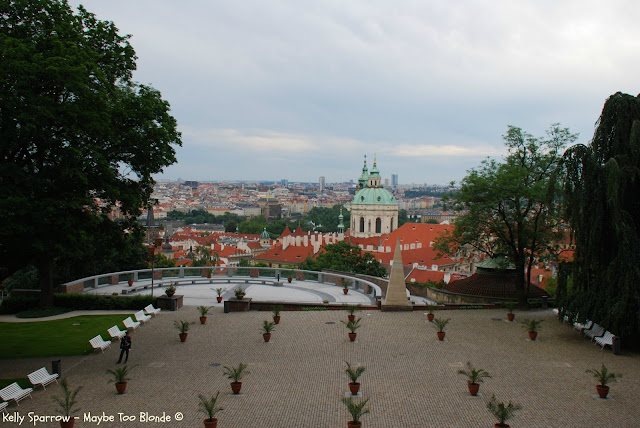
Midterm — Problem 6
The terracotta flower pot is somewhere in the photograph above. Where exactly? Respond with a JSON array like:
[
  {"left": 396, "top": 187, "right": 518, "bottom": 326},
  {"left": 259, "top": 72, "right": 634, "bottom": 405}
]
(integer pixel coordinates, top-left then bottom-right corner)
[
  {"left": 437, "top": 331, "right": 446, "bottom": 341},
  {"left": 507, "top": 313, "right": 515, "bottom": 322},
  {"left": 60, "top": 418, "right": 75, "bottom": 428},
  {"left": 203, "top": 418, "right": 218, "bottom": 428},
  {"left": 166, "top": 291, "right": 175, "bottom": 297},
  {"left": 427, "top": 313, "right": 435, "bottom": 322},
  {"left": 236, "top": 294, "right": 245, "bottom": 300},
  {"left": 528, "top": 331, "right": 538, "bottom": 341},
  {"left": 115, "top": 381, "right": 127, "bottom": 394},
  {"left": 467, "top": 383, "right": 480, "bottom": 396},
  {"left": 348, "top": 314, "right": 356, "bottom": 322},
  {"left": 179, "top": 332, "right": 188, "bottom": 342},
  {"left": 230, "top": 381, "right": 242, "bottom": 394},
  {"left": 273, "top": 315, "right": 281, "bottom": 324},
  {"left": 347, "top": 421, "right": 362, "bottom": 428},
  {"left": 263, "top": 332, "right": 271, "bottom": 342},
  {"left": 128, "top": 280, "right": 133, "bottom": 287},
  {"left": 287, "top": 277, "right": 292, "bottom": 283},
  {"left": 200, "top": 316, "right": 207, "bottom": 325},
  {"left": 349, "top": 381, "right": 360, "bottom": 395},
  {"left": 216, "top": 296, "right": 223, "bottom": 303},
  {"left": 348, "top": 332, "right": 357, "bottom": 342},
  {"left": 343, "top": 288, "right": 349, "bottom": 294},
  {"left": 596, "top": 384, "right": 610, "bottom": 399}
]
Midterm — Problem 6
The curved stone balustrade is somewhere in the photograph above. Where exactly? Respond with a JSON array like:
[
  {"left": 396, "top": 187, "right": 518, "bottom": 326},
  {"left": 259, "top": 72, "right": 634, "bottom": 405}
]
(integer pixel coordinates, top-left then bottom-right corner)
[{"left": 62, "top": 266, "right": 383, "bottom": 298}]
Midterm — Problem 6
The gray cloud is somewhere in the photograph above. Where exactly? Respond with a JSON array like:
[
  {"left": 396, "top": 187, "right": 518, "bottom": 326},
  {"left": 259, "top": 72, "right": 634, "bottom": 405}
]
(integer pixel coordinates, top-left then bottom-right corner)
[{"left": 75, "top": 0, "right": 640, "bottom": 184}]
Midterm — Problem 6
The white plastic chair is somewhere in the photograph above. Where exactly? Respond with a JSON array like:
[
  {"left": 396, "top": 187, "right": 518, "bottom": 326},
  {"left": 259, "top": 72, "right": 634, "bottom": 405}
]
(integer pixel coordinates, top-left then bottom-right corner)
[
  {"left": 595, "top": 331, "right": 615, "bottom": 349},
  {"left": 584, "top": 323, "right": 605, "bottom": 341},
  {"left": 108, "top": 325, "right": 127, "bottom": 340},
  {"left": 123, "top": 317, "right": 140, "bottom": 330},
  {"left": 27, "top": 367, "right": 59, "bottom": 390},
  {"left": 89, "top": 335, "right": 112, "bottom": 352},
  {"left": 0, "top": 383, "right": 33, "bottom": 406},
  {"left": 144, "top": 304, "right": 161, "bottom": 316},
  {"left": 134, "top": 310, "right": 151, "bottom": 324}
]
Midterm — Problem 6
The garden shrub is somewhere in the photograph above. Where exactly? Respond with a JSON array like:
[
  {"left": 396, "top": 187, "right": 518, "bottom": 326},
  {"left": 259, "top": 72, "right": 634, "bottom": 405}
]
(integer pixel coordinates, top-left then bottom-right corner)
[
  {"left": 0, "top": 296, "right": 40, "bottom": 314},
  {"left": 54, "top": 293, "right": 154, "bottom": 310}
]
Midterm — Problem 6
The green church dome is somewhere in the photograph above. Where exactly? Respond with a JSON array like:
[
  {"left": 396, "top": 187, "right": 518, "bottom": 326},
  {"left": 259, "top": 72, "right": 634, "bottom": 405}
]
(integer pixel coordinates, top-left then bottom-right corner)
[{"left": 352, "top": 187, "right": 396, "bottom": 205}]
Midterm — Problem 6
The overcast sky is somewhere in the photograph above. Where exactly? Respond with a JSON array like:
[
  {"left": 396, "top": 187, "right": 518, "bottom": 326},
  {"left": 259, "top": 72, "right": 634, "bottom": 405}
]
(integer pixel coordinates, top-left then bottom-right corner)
[{"left": 75, "top": 0, "right": 639, "bottom": 185}]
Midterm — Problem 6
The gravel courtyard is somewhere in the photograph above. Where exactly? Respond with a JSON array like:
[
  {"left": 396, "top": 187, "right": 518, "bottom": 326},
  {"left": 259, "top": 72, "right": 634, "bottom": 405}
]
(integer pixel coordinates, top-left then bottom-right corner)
[{"left": 2, "top": 307, "right": 638, "bottom": 427}]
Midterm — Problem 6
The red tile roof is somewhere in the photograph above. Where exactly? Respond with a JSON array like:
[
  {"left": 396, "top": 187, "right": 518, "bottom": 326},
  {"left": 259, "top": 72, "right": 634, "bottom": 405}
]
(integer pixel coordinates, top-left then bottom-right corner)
[
  {"left": 407, "top": 269, "right": 447, "bottom": 283},
  {"left": 444, "top": 271, "right": 548, "bottom": 299},
  {"left": 255, "top": 244, "right": 316, "bottom": 264}
]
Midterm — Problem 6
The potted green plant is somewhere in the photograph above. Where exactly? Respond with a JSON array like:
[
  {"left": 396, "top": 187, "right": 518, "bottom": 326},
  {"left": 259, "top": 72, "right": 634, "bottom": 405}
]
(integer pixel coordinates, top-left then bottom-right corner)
[
  {"left": 487, "top": 394, "right": 521, "bottom": 428},
  {"left": 223, "top": 363, "right": 249, "bottom": 394},
  {"left": 425, "top": 305, "right": 435, "bottom": 322},
  {"left": 345, "top": 361, "right": 366, "bottom": 396},
  {"left": 262, "top": 320, "right": 275, "bottom": 342},
  {"left": 198, "top": 306, "right": 210, "bottom": 324},
  {"left": 285, "top": 269, "right": 294, "bottom": 283},
  {"left": 52, "top": 378, "right": 81, "bottom": 428},
  {"left": 174, "top": 320, "right": 191, "bottom": 342},
  {"left": 198, "top": 391, "right": 223, "bottom": 428},
  {"left": 521, "top": 319, "right": 543, "bottom": 341},
  {"left": 271, "top": 305, "right": 283, "bottom": 324},
  {"left": 165, "top": 284, "right": 176, "bottom": 297},
  {"left": 457, "top": 362, "right": 491, "bottom": 396},
  {"left": 341, "top": 318, "right": 362, "bottom": 342},
  {"left": 586, "top": 363, "right": 621, "bottom": 399},
  {"left": 346, "top": 305, "right": 359, "bottom": 322},
  {"left": 106, "top": 364, "right": 136, "bottom": 395},
  {"left": 215, "top": 288, "right": 223, "bottom": 303},
  {"left": 505, "top": 302, "right": 516, "bottom": 322},
  {"left": 341, "top": 397, "right": 370, "bottom": 428},
  {"left": 433, "top": 317, "right": 450, "bottom": 341},
  {"left": 341, "top": 279, "right": 349, "bottom": 294},
  {"left": 127, "top": 273, "right": 134, "bottom": 287},
  {"left": 234, "top": 286, "right": 246, "bottom": 299}
]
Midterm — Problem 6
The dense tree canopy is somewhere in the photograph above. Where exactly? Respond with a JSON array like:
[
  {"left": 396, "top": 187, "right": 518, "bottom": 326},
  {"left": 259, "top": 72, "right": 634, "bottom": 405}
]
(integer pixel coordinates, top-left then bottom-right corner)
[
  {"left": 560, "top": 92, "right": 640, "bottom": 338},
  {"left": 0, "top": 0, "right": 181, "bottom": 304},
  {"left": 436, "top": 125, "right": 577, "bottom": 307},
  {"left": 298, "top": 241, "right": 387, "bottom": 277}
]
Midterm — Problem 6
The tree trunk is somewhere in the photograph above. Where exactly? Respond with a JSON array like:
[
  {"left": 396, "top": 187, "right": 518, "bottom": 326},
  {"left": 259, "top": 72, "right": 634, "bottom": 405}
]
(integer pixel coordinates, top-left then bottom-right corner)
[
  {"left": 37, "top": 257, "right": 54, "bottom": 306},
  {"left": 515, "top": 257, "right": 528, "bottom": 309}
]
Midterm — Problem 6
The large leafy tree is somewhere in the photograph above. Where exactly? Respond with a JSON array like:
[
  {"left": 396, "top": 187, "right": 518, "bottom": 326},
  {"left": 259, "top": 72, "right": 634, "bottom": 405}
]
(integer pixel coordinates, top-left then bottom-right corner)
[
  {"left": 560, "top": 92, "right": 640, "bottom": 338},
  {"left": 0, "top": 0, "right": 181, "bottom": 304},
  {"left": 436, "top": 125, "right": 577, "bottom": 308},
  {"left": 299, "top": 241, "right": 387, "bottom": 277}
]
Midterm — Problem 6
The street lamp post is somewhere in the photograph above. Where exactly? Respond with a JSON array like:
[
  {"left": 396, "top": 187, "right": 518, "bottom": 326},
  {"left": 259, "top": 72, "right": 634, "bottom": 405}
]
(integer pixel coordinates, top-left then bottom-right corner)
[{"left": 149, "top": 238, "right": 162, "bottom": 297}]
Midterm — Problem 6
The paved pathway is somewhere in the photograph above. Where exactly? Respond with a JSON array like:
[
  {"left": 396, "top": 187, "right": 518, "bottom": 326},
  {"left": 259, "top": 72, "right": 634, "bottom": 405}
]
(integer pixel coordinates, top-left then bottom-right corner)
[{"left": 1, "top": 308, "right": 638, "bottom": 427}]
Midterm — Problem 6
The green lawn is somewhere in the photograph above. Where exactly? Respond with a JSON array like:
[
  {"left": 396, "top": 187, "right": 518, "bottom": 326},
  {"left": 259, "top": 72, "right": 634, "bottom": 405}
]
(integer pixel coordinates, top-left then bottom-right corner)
[{"left": 0, "top": 315, "right": 131, "bottom": 359}]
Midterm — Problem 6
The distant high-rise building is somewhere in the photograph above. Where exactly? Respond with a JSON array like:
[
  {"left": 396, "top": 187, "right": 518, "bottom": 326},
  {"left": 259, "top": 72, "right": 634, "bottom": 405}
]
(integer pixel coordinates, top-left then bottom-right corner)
[
  {"left": 391, "top": 174, "right": 398, "bottom": 186},
  {"left": 319, "top": 176, "right": 326, "bottom": 192},
  {"left": 384, "top": 178, "right": 390, "bottom": 187},
  {"left": 280, "top": 179, "right": 289, "bottom": 186}
]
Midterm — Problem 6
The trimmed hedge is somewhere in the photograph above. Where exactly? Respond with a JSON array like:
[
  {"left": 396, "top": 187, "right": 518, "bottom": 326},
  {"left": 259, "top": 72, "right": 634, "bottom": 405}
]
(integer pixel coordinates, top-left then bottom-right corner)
[
  {"left": 0, "top": 296, "right": 40, "bottom": 314},
  {"left": 0, "top": 293, "right": 155, "bottom": 314},
  {"left": 54, "top": 293, "right": 155, "bottom": 310}
]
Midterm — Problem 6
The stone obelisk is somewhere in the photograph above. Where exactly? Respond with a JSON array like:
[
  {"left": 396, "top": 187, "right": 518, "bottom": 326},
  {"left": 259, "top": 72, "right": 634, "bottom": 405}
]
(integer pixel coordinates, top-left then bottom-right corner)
[{"left": 381, "top": 239, "right": 412, "bottom": 311}]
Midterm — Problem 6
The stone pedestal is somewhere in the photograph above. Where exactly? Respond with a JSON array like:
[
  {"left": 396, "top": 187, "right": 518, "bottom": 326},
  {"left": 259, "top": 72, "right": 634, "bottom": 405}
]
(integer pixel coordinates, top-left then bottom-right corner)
[
  {"left": 156, "top": 294, "right": 183, "bottom": 311},
  {"left": 224, "top": 297, "right": 252, "bottom": 313}
]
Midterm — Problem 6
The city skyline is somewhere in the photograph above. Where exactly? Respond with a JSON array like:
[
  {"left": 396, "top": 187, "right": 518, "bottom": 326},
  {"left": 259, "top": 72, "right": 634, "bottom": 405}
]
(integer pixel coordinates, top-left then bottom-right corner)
[{"left": 75, "top": 1, "right": 640, "bottom": 184}]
